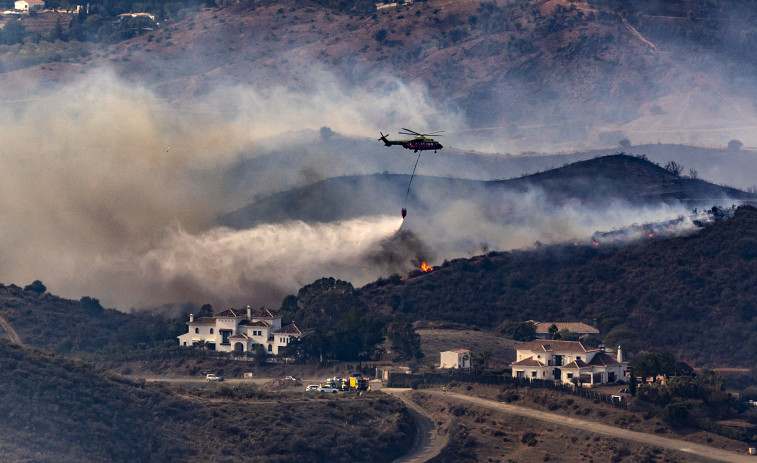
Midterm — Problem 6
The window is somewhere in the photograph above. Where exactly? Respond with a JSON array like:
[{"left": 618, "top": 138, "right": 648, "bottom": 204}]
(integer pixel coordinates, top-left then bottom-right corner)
[
  {"left": 195, "top": 328, "right": 199, "bottom": 333},
  {"left": 268, "top": 344, "right": 272, "bottom": 352},
  {"left": 210, "top": 328, "right": 214, "bottom": 334},
  {"left": 567, "top": 373, "right": 573, "bottom": 379},
  {"left": 531, "top": 371, "right": 537, "bottom": 377},
  {"left": 576, "top": 356, "right": 581, "bottom": 361},
  {"left": 220, "top": 330, "right": 232, "bottom": 345}
]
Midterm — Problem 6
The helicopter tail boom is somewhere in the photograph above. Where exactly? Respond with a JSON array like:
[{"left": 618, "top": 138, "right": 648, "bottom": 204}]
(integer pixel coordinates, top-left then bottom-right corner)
[{"left": 379, "top": 132, "right": 402, "bottom": 147}]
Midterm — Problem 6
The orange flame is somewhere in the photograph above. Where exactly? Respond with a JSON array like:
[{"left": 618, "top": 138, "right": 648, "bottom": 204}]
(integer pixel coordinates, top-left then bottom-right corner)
[{"left": 420, "top": 261, "right": 433, "bottom": 272}]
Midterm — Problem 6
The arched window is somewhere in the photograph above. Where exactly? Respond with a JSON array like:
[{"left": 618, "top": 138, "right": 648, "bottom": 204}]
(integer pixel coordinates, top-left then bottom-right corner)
[
  {"left": 268, "top": 344, "right": 272, "bottom": 352},
  {"left": 210, "top": 328, "right": 214, "bottom": 334}
]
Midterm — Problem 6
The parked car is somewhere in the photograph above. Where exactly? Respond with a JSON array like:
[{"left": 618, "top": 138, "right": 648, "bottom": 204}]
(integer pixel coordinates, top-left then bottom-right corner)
[
  {"left": 206, "top": 374, "right": 224, "bottom": 382},
  {"left": 317, "top": 386, "right": 339, "bottom": 393},
  {"left": 284, "top": 375, "right": 301, "bottom": 382},
  {"left": 306, "top": 385, "right": 320, "bottom": 391}
]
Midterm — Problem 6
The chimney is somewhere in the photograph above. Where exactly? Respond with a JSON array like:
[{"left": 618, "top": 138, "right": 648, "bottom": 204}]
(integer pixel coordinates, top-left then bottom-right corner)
[
  {"left": 617, "top": 345, "right": 623, "bottom": 363},
  {"left": 247, "top": 305, "right": 252, "bottom": 319},
  {"left": 189, "top": 314, "right": 194, "bottom": 322}
]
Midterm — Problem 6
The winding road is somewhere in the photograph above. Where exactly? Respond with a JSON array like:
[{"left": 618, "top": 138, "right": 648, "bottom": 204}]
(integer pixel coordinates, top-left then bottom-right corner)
[
  {"left": 386, "top": 388, "right": 755, "bottom": 463},
  {"left": 384, "top": 389, "right": 448, "bottom": 463}
]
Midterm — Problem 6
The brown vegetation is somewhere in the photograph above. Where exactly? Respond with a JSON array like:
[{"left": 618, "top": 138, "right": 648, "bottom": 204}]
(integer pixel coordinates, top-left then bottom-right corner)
[{"left": 0, "top": 340, "right": 414, "bottom": 462}]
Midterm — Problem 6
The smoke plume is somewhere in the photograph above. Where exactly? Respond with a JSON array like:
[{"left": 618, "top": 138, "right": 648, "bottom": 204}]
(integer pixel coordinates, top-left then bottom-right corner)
[{"left": 0, "top": 67, "right": 460, "bottom": 309}]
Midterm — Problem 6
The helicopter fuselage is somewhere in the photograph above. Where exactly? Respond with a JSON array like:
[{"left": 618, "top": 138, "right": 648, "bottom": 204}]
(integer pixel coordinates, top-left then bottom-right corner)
[
  {"left": 402, "top": 138, "right": 443, "bottom": 152},
  {"left": 380, "top": 135, "right": 443, "bottom": 152}
]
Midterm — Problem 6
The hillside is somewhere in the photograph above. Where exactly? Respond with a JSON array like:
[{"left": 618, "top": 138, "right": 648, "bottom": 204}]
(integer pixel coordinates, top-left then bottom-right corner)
[
  {"left": 0, "top": 340, "right": 413, "bottom": 462},
  {"left": 221, "top": 154, "right": 757, "bottom": 228},
  {"left": 0, "top": 284, "right": 185, "bottom": 356},
  {"left": 357, "top": 205, "right": 757, "bottom": 367},
  {"left": 3, "top": 0, "right": 757, "bottom": 152}
]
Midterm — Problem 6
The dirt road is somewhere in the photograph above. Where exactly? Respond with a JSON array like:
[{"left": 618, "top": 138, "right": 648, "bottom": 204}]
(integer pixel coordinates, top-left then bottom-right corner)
[
  {"left": 384, "top": 389, "right": 447, "bottom": 463},
  {"left": 421, "top": 390, "right": 754, "bottom": 463}
]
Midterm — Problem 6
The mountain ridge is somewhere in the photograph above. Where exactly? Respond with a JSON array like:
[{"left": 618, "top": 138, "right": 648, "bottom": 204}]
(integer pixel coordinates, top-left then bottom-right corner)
[{"left": 220, "top": 154, "right": 757, "bottom": 229}]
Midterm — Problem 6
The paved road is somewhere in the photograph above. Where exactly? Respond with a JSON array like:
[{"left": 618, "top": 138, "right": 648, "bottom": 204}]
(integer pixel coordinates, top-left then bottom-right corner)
[
  {"left": 383, "top": 389, "right": 447, "bottom": 463},
  {"left": 424, "top": 390, "right": 755, "bottom": 463}
]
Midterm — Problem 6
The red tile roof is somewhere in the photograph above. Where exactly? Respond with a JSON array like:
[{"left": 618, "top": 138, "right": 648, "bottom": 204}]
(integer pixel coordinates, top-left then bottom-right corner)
[
  {"left": 517, "top": 340, "right": 596, "bottom": 354},
  {"left": 250, "top": 308, "right": 280, "bottom": 318},
  {"left": 587, "top": 352, "right": 621, "bottom": 367},
  {"left": 274, "top": 323, "right": 302, "bottom": 335},
  {"left": 511, "top": 356, "right": 544, "bottom": 367},
  {"left": 187, "top": 317, "right": 216, "bottom": 325},
  {"left": 215, "top": 308, "right": 246, "bottom": 318},
  {"left": 238, "top": 320, "right": 271, "bottom": 327},
  {"left": 562, "top": 359, "right": 589, "bottom": 369}
]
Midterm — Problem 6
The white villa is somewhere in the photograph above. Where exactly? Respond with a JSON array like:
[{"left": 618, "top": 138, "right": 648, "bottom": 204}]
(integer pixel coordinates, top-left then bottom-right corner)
[
  {"left": 512, "top": 340, "right": 627, "bottom": 386},
  {"left": 15, "top": 0, "right": 44, "bottom": 11},
  {"left": 177, "top": 306, "right": 302, "bottom": 355},
  {"left": 440, "top": 349, "right": 471, "bottom": 369}
]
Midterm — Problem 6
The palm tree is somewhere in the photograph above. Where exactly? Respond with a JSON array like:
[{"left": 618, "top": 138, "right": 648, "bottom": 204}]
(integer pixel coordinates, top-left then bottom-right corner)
[{"left": 479, "top": 350, "right": 492, "bottom": 370}]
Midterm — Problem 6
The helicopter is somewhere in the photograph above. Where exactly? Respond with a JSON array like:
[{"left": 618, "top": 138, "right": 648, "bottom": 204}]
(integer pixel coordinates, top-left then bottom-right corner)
[{"left": 378, "top": 128, "right": 443, "bottom": 153}]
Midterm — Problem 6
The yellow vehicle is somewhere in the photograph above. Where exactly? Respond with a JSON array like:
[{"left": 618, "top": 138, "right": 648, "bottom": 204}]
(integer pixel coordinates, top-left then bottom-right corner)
[{"left": 349, "top": 376, "right": 369, "bottom": 391}]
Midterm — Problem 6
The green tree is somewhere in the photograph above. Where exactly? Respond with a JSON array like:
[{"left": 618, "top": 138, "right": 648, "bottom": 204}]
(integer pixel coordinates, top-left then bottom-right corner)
[
  {"left": 332, "top": 308, "right": 384, "bottom": 361},
  {"left": 249, "top": 344, "right": 268, "bottom": 366},
  {"left": 386, "top": 314, "right": 423, "bottom": 361},
  {"left": 198, "top": 304, "right": 214, "bottom": 318},
  {"left": 664, "top": 161, "right": 684, "bottom": 176},
  {"left": 80, "top": 296, "right": 103, "bottom": 313},
  {"left": 496, "top": 320, "right": 536, "bottom": 341},
  {"left": 0, "top": 19, "right": 26, "bottom": 45},
  {"left": 24, "top": 280, "right": 46, "bottom": 294},
  {"left": 478, "top": 349, "right": 492, "bottom": 370},
  {"left": 374, "top": 28, "right": 387, "bottom": 44},
  {"left": 629, "top": 367, "right": 637, "bottom": 396}
]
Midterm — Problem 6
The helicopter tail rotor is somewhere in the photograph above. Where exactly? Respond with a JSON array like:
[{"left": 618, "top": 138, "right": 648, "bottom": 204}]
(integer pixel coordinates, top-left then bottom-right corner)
[{"left": 378, "top": 132, "right": 392, "bottom": 146}]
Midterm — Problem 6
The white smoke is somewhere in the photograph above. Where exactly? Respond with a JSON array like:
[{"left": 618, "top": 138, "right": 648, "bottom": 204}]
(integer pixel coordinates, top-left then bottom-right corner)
[
  {"left": 77, "top": 216, "right": 402, "bottom": 309},
  {"left": 400, "top": 186, "right": 698, "bottom": 258},
  {"left": 0, "top": 67, "right": 463, "bottom": 309}
]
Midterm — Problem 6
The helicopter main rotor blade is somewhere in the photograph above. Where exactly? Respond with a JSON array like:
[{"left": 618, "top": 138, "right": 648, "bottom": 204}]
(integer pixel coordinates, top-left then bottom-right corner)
[{"left": 401, "top": 128, "right": 422, "bottom": 135}]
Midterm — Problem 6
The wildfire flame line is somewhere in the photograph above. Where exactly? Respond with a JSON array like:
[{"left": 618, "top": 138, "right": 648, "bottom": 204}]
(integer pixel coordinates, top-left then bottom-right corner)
[{"left": 420, "top": 261, "right": 433, "bottom": 272}]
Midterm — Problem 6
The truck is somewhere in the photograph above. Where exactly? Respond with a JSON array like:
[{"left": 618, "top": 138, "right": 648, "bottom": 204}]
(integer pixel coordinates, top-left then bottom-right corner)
[{"left": 349, "top": 376, "right": 369, "bottom": 391}]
